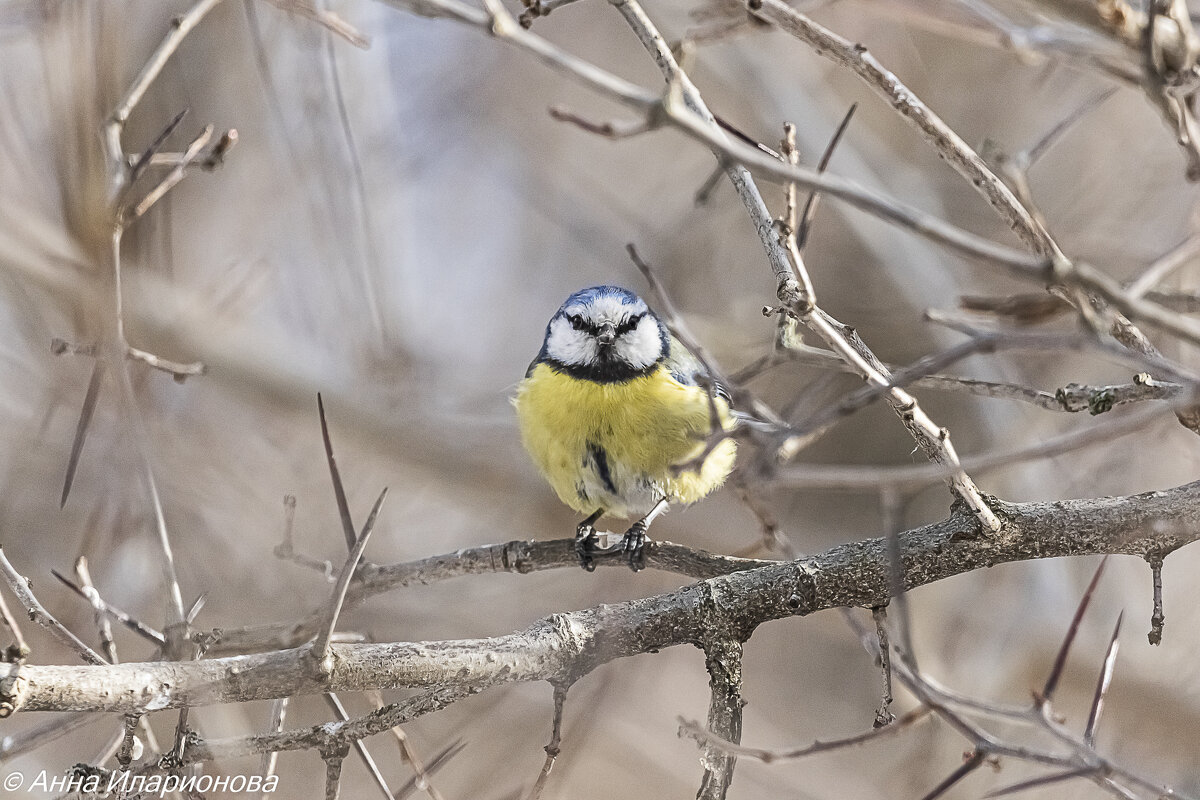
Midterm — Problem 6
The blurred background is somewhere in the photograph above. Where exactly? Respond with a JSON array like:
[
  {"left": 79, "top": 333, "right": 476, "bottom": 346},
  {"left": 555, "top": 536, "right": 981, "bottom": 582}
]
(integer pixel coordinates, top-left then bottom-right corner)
[{"left": 1, "top": 0, "right": 1199, "bottom": 796}]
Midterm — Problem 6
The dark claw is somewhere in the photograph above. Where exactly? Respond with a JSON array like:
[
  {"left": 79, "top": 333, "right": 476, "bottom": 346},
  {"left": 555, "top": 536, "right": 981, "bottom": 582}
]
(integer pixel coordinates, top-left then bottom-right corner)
[
  {"left": 575, "top": 524, "right": 601, "bottom": 572},
  {"left": 621, "top": 522, "right": 648, "bottom": 572}
]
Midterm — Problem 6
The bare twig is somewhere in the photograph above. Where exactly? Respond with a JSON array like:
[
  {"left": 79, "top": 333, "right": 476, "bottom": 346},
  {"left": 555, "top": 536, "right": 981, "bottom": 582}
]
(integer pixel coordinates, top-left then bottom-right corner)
[
  {"left": 110, "top": 345, "right": 187, "bottom": 635},
  {"left": 1147, "top": 555, "right": 1166, "bottom": 645},
  {"left": 365, "top": 688, "right": 456, "bottom": 800},
  {"left": 984, "top": 767, "right": 1097, "bottom": 798},
  {"left": 262, "top": 0, "right": 370, "bottom": 47},
  {"left": 259, "top": 697, "right": 289, "bottom": 798},
  {"left": 326, "top": 693, "right": 394, "bottom": 800},
  {"left": 1127, "top": 235, "right": 1200, "bottom": 298},
  {"left": 50, "top": 570, "right": 166, "bottom": 646},
  {"left": 795, "top": 103, "right": 858, "bottom": 250},
  {"left": 524, "top": 683, "right": 568, "bottom": 800},
  {"left": 391, "top": 737, "right": 464, "bottom": 800},
  {"left": 609, "top": 0, "right": 1000, "bottom": 531},
  {"left": 104, "top": 0, "right": 228, "bottom": 197},
  {"left": 0, "top": 584, "right": 29, "bottom": 666},
  {"left": 73, "top": 558, "right": 116, "bottom": 666},
  {"left": 275, "top": 495, "right": 336, "bottom": 580},
  {"left": 0, "top": 713, "right": 100, "bottom": 758},
  {"left": 680, "top": 707, "right": 928, "bottom": 762},
  {"left": 919, "top": 750, "right": 986, "bottom": 800},
  {"left": 768, "top": 400, "right": 1172, "bottom": 491},
  {"left": 126, "top": 125, "right": 215, "bottom": 222},
  {"left": 0, "top": 548, "right": 104, "bottom": 665}
]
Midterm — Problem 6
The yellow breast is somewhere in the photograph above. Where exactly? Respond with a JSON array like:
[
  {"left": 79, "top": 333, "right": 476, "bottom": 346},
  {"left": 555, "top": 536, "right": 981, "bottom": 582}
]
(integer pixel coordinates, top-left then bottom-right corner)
[{"left": 514, "top": 363, "right": 737, "bottom": 517}]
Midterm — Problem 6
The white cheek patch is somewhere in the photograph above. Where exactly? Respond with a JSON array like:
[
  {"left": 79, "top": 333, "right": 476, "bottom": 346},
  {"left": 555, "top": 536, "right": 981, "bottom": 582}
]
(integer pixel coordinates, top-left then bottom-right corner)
[
  {"left": 545, "top": 317, "right": 598, "bottom": 366},
  {"left": 614, "top": 316, "right": 663, "bottom": 369}
]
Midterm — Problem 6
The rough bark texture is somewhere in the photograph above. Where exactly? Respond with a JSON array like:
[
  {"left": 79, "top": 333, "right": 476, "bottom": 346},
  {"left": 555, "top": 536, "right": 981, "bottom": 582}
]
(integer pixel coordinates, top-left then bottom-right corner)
[{"left": 2, "top": 480, "right": 1195, "bottom": 716}]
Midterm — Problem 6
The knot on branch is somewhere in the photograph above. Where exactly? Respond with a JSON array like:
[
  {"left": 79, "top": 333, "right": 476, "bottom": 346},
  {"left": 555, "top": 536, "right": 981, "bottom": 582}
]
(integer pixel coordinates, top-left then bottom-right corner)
[
  {"left": 500, "top": 540, "right": 536, "bottom": 573},
  {"left": 776, "top": 277, "right": 813, "bottom": 316}
]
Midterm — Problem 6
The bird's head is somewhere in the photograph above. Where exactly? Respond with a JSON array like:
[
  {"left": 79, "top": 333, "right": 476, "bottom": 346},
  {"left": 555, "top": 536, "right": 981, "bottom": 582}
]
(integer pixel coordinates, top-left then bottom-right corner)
[{"left": 541, "top": 285, "right": 669, "bottom": 382}]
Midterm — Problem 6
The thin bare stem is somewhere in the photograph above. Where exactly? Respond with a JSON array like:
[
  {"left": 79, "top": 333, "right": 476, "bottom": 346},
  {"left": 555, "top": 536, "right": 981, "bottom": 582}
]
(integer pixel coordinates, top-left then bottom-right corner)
[
  {"left": 796, "top": 103, "right": 858, "bottom": 250},
  {"left": 919, "top": 750, "right": 986, "bottom": 800},
  {"left": 391, "top": 738, "right": 464, "bottom": 800},
  {"left": 1126, "top": 235, "right": 1200, "bottom": 298},
  {"left": 984, "top": 767, "right": 1097, "bottom": 798},
  {"left": 0, "top": 548, "right": 104, "bottom": 665},
  {"left": 0, "top": 584, "right": 29, "bottom": 665},
  {"left": 1147, "top": 555, "right": 1166, "bottom": 645},
  {"left": 364, "top": 688, "right": 455, "bottom": 800},
  {"left": 50, "top": 570, "right": 166, "bottom": 646},
  {"left": 259, "top": 697, "right": 289, "bottom": 797},
  {"left": 679, "top": 707, "right": 929, "bottom": 762},
  {"left": 110, "top": 345, "right": 187, "bottom": 631},
  {"left": 104, "top": 0, "right": 228, "bottom": 197},
  {"left": 73, "top": 557, "right": 116, "bottom": 665},
  {"left": 262, "top": 0, "right": 370, "bottom": 47},
  {"left": 524, "top": 683, "right": 568, "bottom": 800},
  {"left": 326, "top": 693, "right": 394, "bottom": 800}
]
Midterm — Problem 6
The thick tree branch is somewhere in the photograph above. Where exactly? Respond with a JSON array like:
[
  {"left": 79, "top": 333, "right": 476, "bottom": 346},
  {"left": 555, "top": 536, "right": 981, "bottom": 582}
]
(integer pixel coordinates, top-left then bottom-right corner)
[{"left": 2, "top": 480, "right": 1197, "bottom": 718}]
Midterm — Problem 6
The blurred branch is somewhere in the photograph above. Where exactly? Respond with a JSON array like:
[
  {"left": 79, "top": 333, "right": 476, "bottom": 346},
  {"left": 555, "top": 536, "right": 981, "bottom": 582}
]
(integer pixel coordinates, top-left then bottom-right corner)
[
  {"left": 103, "top": 0, "right": 228, "bottom": 199},
  {"left": 680, "top": 707, "right": 929, "bottom": 763}
]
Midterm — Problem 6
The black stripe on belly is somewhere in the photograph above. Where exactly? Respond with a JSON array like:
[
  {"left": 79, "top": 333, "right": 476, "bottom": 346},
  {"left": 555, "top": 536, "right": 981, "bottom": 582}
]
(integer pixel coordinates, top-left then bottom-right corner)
[{"left": 587, "top": 442, "right": 618, "bottom": 495}]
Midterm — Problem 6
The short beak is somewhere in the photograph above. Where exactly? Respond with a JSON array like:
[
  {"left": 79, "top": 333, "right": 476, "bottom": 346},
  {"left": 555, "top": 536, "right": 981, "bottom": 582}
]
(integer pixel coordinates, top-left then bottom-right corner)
[{"left": 596, "top": 322, "right": 617, "bottom": 347}]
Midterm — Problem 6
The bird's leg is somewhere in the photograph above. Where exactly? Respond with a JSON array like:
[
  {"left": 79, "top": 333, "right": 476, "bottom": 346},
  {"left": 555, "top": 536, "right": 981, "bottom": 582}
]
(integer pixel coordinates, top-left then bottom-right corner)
[
  {"left": 622, "top": 498, "right": 668, "bottom": 572},
  {"left": 575, "top": 509, "right": 604, "bottom": 572}
]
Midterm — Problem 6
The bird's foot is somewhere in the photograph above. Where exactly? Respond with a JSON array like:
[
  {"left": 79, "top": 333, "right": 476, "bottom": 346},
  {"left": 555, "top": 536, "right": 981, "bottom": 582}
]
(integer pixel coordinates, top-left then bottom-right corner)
[
  {"left": 621, "top": 521, "right": 649, "bottom": 572},
  {"left": 575, "top": 523, "right": 602, "bottom": 572}
]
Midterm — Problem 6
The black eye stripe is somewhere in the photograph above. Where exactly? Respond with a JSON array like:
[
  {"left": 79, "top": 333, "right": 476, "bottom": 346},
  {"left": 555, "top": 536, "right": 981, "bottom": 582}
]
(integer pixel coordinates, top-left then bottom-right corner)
[
  {"left": 615, "top": 313, "right": 643, "bottom": 335},
  {"left": 564, "top": 311, "right": 644, "bottom": 335}
]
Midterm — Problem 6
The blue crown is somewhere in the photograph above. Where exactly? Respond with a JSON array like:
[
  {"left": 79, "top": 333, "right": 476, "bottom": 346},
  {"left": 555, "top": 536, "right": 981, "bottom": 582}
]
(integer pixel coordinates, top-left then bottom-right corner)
[{"left": 559, "top": 285, "right": 643, "bottom": 310}]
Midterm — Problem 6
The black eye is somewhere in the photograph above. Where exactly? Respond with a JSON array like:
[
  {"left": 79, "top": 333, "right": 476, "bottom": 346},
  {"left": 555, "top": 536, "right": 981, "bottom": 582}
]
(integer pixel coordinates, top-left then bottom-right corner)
[
  {"left": 616, "top": 313, "right": 643, "bottom": 335},
  {"left": 567, "top": 314, "right": 585, "bottom": 330}
]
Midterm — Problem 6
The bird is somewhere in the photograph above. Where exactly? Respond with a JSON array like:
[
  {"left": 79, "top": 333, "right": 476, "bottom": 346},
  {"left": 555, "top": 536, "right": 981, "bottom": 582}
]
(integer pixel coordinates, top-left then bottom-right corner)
[{"left": 514, "top": 285, "right": 737, "bottom": 572}]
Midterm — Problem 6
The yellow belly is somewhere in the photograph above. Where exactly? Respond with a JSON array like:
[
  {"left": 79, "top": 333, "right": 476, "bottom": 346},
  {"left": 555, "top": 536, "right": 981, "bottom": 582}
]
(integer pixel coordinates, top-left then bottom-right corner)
[{"left": 514, "top": 363, "right": 737, "bottom": 517}]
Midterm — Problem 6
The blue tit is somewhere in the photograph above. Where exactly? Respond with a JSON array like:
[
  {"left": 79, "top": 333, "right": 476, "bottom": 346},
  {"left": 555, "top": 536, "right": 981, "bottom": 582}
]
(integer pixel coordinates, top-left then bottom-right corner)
[{"left": 514, "top": 285, "right": 737, "bottom": 571}]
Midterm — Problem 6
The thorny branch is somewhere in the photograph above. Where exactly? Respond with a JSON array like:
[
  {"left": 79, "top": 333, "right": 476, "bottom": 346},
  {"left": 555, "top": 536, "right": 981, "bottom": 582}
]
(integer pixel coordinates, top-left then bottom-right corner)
[
  {"left": 3, "top": 479, "right": 1197, "bottom": 719},
  {"left": 12, "top": 0, "right": 1200, "bottom": 797},
  {"left": 606, "top": 0, "right": 1000, "bottom": 535}
]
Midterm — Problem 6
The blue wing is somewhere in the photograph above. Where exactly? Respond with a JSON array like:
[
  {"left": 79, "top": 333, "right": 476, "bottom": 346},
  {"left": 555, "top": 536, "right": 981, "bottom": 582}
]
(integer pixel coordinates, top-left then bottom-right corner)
[{"left": 663, "top": 335, "right": 731, "bottom": 403}]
